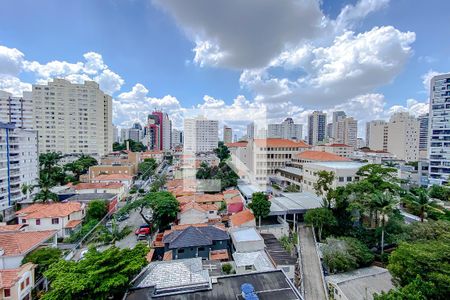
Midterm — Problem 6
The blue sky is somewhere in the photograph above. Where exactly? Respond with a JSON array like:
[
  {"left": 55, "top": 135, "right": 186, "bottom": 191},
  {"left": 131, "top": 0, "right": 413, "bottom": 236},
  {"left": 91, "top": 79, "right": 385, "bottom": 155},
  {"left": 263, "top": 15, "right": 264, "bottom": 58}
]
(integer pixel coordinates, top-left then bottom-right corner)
[{"left": 0, "top": 0, "right": 449, "bottom": 136}]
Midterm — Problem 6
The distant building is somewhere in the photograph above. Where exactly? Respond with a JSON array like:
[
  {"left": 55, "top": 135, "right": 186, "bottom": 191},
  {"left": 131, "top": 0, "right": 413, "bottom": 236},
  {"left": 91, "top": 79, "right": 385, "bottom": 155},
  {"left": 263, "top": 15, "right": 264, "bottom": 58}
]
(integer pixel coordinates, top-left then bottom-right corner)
[
  {"left": 32, "top": 79, "right": 113, "bottom": 156},
  {"left": 144, "top": 111, "right": 171, "bottom": 151},
  {"left": 128, "top": 122, "right": 143, "bottom": 143},
  {"left": 428, "top": 73, "right": 450, "bottom": 185},
  {"left": 246, "top": 122, "right": 255, "bottom": 140},
  {"left": 267, "top": 118, "right": 303, "bottom": 140},
  {"left": 223, "top": 126, "right": 232, "bottom": 143},
  {"left": 332, "top": 111, "right": 346, "bottom": 139},
  {"left": 308, "top": 111, "right": 327, "bottom": 146},
  {"left": 357, "top": 138, "right": 365, "bottom": 149},
  {"left": 184, "top": 117, "right": 218, "bottom": 153},
  {"left": 335, "top": 117, "right": 358, "bottom": 148},
  {"left": 418, "top": 113, "right": 429, "bottom": 158},
  {"left": 113, "top": 125, "right": 119, "bottom": 143},
  {"left": 171, "top": 128, "right": 183, "bottom": 147}
]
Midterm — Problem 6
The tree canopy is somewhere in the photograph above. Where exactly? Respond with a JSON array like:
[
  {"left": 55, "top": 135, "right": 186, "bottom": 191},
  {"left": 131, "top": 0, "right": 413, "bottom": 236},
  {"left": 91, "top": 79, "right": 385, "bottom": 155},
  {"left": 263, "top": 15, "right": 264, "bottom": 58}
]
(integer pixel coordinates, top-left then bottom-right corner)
[
  {"left": 138, "top": 158, "right": 157, "bottom": 180},
  {"left": 304, "top": 207, "right": 336, "bottom": 241},
  {"left": 313, "top": 170, "right": 335, "bottom": 208},
  {"left": 64, "top": 155, "right": 97, "bottom": 181},
  {"left": 249, "top": 192, "right": 271, "bottom": 227},
  {"left": 113, "top": 140, "right": 147, "bottom": 152},
  {"left": 22, "top": 247, "right": 62, "bottom": 278},
  {"left": 42, "top": 244, "right": 147, "bottom": 300},
  {"left": 85, "top": 200, "right": 108, "bottom": 222}
]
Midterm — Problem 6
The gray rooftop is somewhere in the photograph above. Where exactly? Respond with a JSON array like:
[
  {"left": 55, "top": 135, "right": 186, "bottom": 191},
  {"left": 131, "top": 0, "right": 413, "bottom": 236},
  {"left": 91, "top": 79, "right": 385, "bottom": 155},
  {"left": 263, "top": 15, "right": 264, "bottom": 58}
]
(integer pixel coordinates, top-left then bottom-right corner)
[
  {"left": 278, "top": 166, "right": 303, "bottom": 176},
  {"left": 230, "top": 227, "right": 263, "bottom": 243},
  {"left": 163, "top": 225, "right": 229, "bottom": 249},
  {"left": 310, "top": 161, "right": 366, "bottom": 170},
  {"left": 126, "top": 270, "right": 303, "bottom": 300},
  {"left": 326, "top": 266, "right": 394, "bottom": 300},
  {"left": 261, "top": 233, "right": 297, "bottom": 265},
  {"left": 233, "top": 251, "right": 274, "bottom": 271},
  {"left": 269, "top": 192, "right": 323, "bottom": 215},
  {"left": 237, "top": 184, "right": 263, "bottom": 198},
  {"left": 59, "top": 193, "right": 117, "bottom": 202}
]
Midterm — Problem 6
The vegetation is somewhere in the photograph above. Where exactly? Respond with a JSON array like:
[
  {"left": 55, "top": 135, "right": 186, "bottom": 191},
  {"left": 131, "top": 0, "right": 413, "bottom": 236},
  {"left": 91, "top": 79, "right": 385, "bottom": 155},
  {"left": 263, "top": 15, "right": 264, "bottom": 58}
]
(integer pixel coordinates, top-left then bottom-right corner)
[
  {"left": 280, "top": 233, "right": 298, "bottom": 253},
  {"left": 64, "top": 155, "right": 97, "bottom": 182},
  {"left": 112, "top": 139, "right": 147, "bottom": 152},
  {"left": 214, "top": 141, "right": 230, "bottom": 161},
  {"left": 304, "top": 207, "right": 336, "bottom": 241},
  {"left": 121, "top": 191, "right": 179, "bottom": 229},
  {"left": 249, "top": 192, "right": 271, "bottom": 227},
  {"left": 221, "top": 263, "right": 233, "bottom": 274},
  {"left": 313, "top": 170, "right": 335, "bottom": 208},
  {"left": 22, "top": 247, "right": 62, "bottom": 278},
  {"left": 428, "top": 184, "right": 450, "bottom": 201},
  {"left": 403, "top": 187, "right": 444, "bottom": 222},
  {"left": 42, "top": 244, "right": 148, "bottom": 300},
  {"left": 138, "top": 158, "right": 157, "bottom": 180},
  {"left": 371, "top": 191, "right": 398, "bottom": 255},
  {"left": 322, "top": 237, "right": 374, "bottom": 274},
  {"left": 196, "top": 161, "right": 239, "bottom": 191},
  {"left": 85, "top": 200, "right": 108, "bottom": 222},
  {"left": 285, "top": 184, "right": 300, "bottom": 192}
]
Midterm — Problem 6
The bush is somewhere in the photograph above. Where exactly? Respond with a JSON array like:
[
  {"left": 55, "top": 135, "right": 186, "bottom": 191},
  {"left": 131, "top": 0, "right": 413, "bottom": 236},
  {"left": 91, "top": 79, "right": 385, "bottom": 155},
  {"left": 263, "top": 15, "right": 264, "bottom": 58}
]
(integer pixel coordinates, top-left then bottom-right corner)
[
  {"left": 222, "top": 263, "right": 233, "bottom": 274},
  {"left": 86, "top": 200, "right": 108, "bottom": 222},
  {"left": 64, "top": 219, "right": 98, "bottom": 243},
  {"left": 22, "top": 247, "right": 62, "bottom": 278}
]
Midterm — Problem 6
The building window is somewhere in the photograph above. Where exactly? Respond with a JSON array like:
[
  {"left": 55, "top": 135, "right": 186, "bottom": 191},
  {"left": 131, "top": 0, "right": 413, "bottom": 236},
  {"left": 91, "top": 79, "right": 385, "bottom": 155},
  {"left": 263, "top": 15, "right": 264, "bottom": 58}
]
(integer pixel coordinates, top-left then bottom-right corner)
[
  {"left": 36, "top": 219, "right": 40, "bottom": 225},
  {"left": 339, "top": 177, "right": 344, "bottom": 182},
  {"left": 51, "top": 218, "right": 59, "bottom": 224},
  {"left": 245, "top": 265, "right": 253, "bottom": 271},
  {"left": 4, "top": 289, "right": 11, "bottom": 297},
  {"left": 21, "top": 281, "right": 25, "bottom": 290},
  {"left": 347, "top": 177, "right": 352, "bottom": 182},
  {"left": 22, "top": 219, "right": 26, "bottom": 224},
  {"left": 178, "top": 249, "right": 185, "bottom": 254},
  {"left": 26, "top": 277, "right": 30, "bottom": 286}
]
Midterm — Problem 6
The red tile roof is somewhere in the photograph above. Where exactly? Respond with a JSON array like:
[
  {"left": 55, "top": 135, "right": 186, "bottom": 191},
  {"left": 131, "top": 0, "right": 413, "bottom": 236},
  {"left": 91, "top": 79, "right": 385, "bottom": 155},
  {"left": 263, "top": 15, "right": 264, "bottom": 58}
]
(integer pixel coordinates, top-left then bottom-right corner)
[
  {"left": 0, "top": 224, "right": 26, "bottom": 232},
  {"left": 226, "top": 195, "right": 243, "bottom": 204},
  {"left": 163, "top": 250, "right": 172, "bottom": 261},
  {"left": 0, "top": 263, "right": 35, "bottom": 289},
  {"left": 230, "top": 210, "right": 255, "bottom": 227},
  {"left": 0, "top": 230, "right": 57, "bottom": 256},
  {"left": 93, "top": 174, "right": 133, "bottom": 181},
  {"left": 254, "top": 138, "right": 310, "bottom": 148},
  {"left": 146, "top": 249, "right": 155, "bottom": 263},
  {"left": 328, "top": 143, "right": 352, "bottom": 147},
  {"left": 210, "top": 249, "right": 229, "bottom": 261},
  {"left": 296, "top": 150, "right": 351, "bottom": 162},
  {"left": 16, "top": 202, "right": 83, "bottom": 219},
  {"left": 71, "top": 182, "right": 124, "bottom": 190},
  {"left": 180, "top": 202, "right": 218, "bottom": 213},
  {"left": 64, "top": 220, "right": 82, "bottom": 228},
  {"left": 226, "top": 141, "right": 248, "bottom": 148},
  {"left": 223, "top": 189, "right": 240, "bottom": 195}
]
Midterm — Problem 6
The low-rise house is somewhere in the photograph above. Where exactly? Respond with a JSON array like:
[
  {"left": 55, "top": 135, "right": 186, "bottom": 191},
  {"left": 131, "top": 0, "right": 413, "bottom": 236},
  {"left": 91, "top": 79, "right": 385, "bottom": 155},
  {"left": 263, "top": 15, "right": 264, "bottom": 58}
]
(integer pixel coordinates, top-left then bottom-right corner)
[
  {"left": 16, "top": 202, "right": 85, "bottom": 238},
  {"left": 230, "top": 227, "right": 265, "bottom": 253},
  {"left": 0, "top": 230, "right": 57, "bottom": 269},
  {"left": 313, "top": 144, "right": 354, "bottom": 158},
  {"left": 58, "top": 193, "right": 119, "bottom": 213},
  {"left": 176, "top": 194, "right": 224, "bottom": 207},
  {"left": 326, "top": 266, "right": 394, "bottom": 300},
  {"left": 232, "top": 251, "right": 274, "bottom": 274},
  {"left": 88, "top": 164, "right": 136, "bottom": 178},
  {"left": 178, "top": 202, "right": 219, "bottom": 225},
  {"left": 100, "top": 151, "right": 140, "bottom": 173},
  {"left": 91, "top": 174, "right": 133, "bottom": 189},
  {"left": 0, "top": 262, "right": 36, "bottom": 300},
  {"left": 226, "top": 195, "right": 244, "bottom": 214},
  {"left": 162, "top": 225, "right": 229, "bottom": 260},
  {"left": 66, "top": 182, "right": 125, "bottom": 199},
  {"left": 262, "top": 233, "right": 297, "bottom": 280},
  {"left": 0, "top": 224, "right": 27, "bottom": 233},
  {"left": 229, "top": 209, "right": 256, "bottom": 228},
  {"left": 141, "top": 150, "right": 164, "bottom": 164}
]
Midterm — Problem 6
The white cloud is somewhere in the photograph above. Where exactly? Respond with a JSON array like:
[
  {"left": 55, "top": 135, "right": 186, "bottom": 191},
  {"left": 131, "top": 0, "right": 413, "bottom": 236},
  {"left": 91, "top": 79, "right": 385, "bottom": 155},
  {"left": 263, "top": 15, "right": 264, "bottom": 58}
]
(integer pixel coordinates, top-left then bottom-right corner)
[
  {"left": 83, "top": 52, "right": 106, "bottom": 74},
  {"left": 421, "top": 69, "right": 443, "bottom": 91},
  {"left": 0, "top": 75, "right": 31, "bottom": 95},
  {"left": 0, "top": 45, "right": 25, "bottom": 76},
  {"left": 336, "top": 0, "right": 390, "bottom": 30},
  {"left": 95, "top": 69, "right": 124, "bottom": 95}
]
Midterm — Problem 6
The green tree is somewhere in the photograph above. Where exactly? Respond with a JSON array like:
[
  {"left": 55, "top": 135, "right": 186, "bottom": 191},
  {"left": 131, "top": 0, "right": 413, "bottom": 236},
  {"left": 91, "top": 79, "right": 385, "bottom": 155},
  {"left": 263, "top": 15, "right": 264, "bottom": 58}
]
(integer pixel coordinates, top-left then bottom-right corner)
[
  {"left": 304, "top": 208, "right": 336, "bottom": 241},
  {"left": 150, "top": 174, "right": 167, "bottom": 192},
  {"left": 122, "top": 191, "right": 179, "bottom": 229},
  {"left": 64, "top": 155, "right": 97, "bottom": 181},
  {"left": 113, "top": 139, "right": 147, "bottom": 152},
  {"left": 249, "top": 192, "right": 271, "bottom": 227},
  {"left": 214, "top": 141, "right": 230, "bottom": 162},
  {"left": 387, "top": 239, "right": 450, "bottom": 299},
  {"left": 313, "top": 170, "right": 335, "bottom": 208},
  {"left": 85, "top": 200, "right": 108, "bottom": 222},
  {"left": 404, "top": 220, "right": 450, "bottom": 242},
  {"left": 21, "top": 183, "right": 35, "bottom": 201},
  {"left": 428, "top": 184, "right": 450, "bottom": 201},
  {"left": 138, "top": 158, "right": 157, "bottom": 180},
  {"left": 404, "top": 188, "right": 444, "bottom": 222},
  {"left": 22, "top": 247, "right": 62, "bottom": 278},
  {"left": 34, "top": 172, "right": 59, "bottom": 203},
  {"left": 285, "top": 184, "right": 300, "bottom": 192},
  {"left": 375, "top": 276, "right": 432, "bottom": 300},
  {"left": 371, "top": 191, "right": 398, "bottom": 255},
  {"left": 42, "top": 244, "right": 147, "bottom": 300}
]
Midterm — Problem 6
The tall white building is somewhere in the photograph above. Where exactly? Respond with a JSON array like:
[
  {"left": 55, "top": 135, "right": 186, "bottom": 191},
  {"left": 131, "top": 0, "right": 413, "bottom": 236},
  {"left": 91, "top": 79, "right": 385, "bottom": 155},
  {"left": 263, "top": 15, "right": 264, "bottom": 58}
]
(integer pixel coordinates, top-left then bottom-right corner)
[
  {"left": 267, "top": 118, "right": 303, "bottom": 140},
  {"left": 418, "top": 113, "right": 429, "bottom": 158},
  {"left": 366, "top": 113, "right": 419, "bottom": 161},
  {"left": 308, "top": 111, "right": 327, "bottom": 146},
  {"left": 223, "top": 126, "right": 233, "bottom": 144},
  {"left": 247, "top": 122, "right": 255, "bottom": 140},
  {"left": 0, "top": 91, "right": 39, "bottom": 221},
  {"left": 171, "top": 128, "right": 183, "bottom": 147},
  {"left": 32, "top": 79, "right": 113, "bottom": 156},
  {"left": 428, "top": 73, "right": 450, "bottom": 185},
  {"left": 113, "top": 125, "right": 119, "bottom": 143},
  {"left": 184, "top": 117, "right": 218, "bottom": 153},
  {"left": 335, "top": 117, "right": 358, "bottom": 148},
  {"left": 332, "top": 111, "right": 346, "bottom": 139}
]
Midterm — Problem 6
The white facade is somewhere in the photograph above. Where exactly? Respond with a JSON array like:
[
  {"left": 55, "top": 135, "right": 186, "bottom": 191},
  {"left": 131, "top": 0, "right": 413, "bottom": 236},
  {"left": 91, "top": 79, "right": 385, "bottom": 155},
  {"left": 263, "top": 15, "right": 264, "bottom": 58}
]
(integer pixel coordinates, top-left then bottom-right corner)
[
  {"left": 428, "top": 73, "right": 450, "bottom": 185},
  {"left": 335, "top": 117, "right": 358, "bottom": 148},
  {"left": 0, "top": 91, "right": 33, "bottom": 129},
  {"left": 162, "top": 113, "right": 171, "bottom": 151},
  {"left": 267, "top": 118, "right": 303, "bottom": 140},
  {"left": 332, "top": 111, "right": 346, "bottom": 140},
  {"left": 313, "top": 144, "right": 354, "bottom": 158},
  {"left": 32, "top": 79, "right": 113, "bottom": 156},
  {"left": 183, "top": 117, "right": 218, "bottom": 153},
  {"left": 171, "top": 128, "right": 183, "bottom": 147},
  {"left": 223, "top": 126, "right": 232, "bottom": 144},
  {"left": 366, "top": 120, "right": 388, "bottom": 151}
]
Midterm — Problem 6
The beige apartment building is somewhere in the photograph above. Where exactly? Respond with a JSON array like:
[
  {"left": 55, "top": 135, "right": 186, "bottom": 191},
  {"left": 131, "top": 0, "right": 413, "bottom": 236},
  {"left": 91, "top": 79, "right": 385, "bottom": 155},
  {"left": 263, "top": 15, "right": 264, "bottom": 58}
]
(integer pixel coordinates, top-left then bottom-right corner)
[
  {"left": 334, "top": 117, "right": 358, "bottom": 148},
  {"left": 366, "top": 112, "right": 419, "bottom": 161},
  {"left": 32, "top": 79, "right": 113, "bottom": 156}
]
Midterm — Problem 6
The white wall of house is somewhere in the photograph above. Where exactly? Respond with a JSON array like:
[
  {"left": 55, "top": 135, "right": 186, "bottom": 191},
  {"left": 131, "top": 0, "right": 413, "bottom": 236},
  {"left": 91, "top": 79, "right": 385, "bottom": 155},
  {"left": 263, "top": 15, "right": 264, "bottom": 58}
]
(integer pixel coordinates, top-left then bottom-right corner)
[
  {"left": 19, "top": 210, "right": 84, "bottom": 238},
  {"left": 178, "top": 209, "right": 208, "bottom": 225}
]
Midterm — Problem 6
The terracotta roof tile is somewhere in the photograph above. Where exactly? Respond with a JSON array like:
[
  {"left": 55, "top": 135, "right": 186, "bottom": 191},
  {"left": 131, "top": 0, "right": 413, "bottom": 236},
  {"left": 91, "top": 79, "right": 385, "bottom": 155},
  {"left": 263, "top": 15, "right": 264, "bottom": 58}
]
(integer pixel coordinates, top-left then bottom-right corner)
[
  {"left": 16, "top": 202, "right": 83, "bottom": 219},
  {"left": 226, "top": 141, "right": 248, "bottom": 148},
  {"left": 0, "top": 263, "right": 35, "bottom": 289},
  {"left": 210, "top": 249, "right": 229, "bottom": 261},
  {"left": 64, "top": 220, "right": 82, "bottom": 228},
  {"left": 223, "top": 189, "right": 240, "bottom": 195},
  {"left": 230, "top": 210, "right": 255, "bottom": 227},
  {"left": 71, "top": 182, "right": 124, "bottom": 190},
  {"left": 93, "top": 174, "right": 133, "bottom": 181},
  {"left": 163, "top": 250, "right": 172, "bottom": 261},
  {"left": 0, "top": 230, "right": 57, "bottom": 256},
  {"left": 0, "top": 224, "right": 26, "bottom": 232},
  {"left": 296, "top": 150, "right": 351, "bottom": 162},
  {"left": 226, "top": 195, "right": 243, "bottom": 204},
  {"left": 146, "top": 249, "right": 155, "bottom": 263},
  {"left": 328, "top": 143, "right": 352, "bottom": 147},
  {"left": 254, "top": 138, "right": 310, "bottom": 148}
]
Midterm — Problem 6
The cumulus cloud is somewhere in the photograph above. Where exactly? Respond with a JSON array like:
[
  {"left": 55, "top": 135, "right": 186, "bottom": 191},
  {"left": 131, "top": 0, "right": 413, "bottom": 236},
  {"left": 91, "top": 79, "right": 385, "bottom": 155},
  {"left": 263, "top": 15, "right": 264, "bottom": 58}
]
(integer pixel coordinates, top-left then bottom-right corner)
[
  {"left": 421, "top": 69, "right": 443, "bottom": 91},
  {"left": 0, "top": 45, "right": 25, "bottom": 76}
]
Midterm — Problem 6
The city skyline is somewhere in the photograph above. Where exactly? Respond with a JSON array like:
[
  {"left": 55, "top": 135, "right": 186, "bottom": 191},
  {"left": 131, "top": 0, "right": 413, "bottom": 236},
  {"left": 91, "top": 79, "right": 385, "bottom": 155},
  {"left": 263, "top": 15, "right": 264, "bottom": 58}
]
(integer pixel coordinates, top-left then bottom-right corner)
[{"left": 1, "top": 0, "right": 450, "bottom": 137}]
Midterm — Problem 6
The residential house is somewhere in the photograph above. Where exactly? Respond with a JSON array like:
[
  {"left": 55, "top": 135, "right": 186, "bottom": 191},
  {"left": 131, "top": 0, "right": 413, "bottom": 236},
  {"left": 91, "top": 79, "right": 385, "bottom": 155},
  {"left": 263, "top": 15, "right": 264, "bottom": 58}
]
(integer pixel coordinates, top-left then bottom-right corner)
[
  {"left": 162, "top": 225, "right": 229, "bottom": 260},
  {"left": 0, "top": 263, "right": 35, "bottom": 300},
  {"left": 65, "top": 182, "right": 125, "bottom": 200},
  {"left": 225, "top": 195, "right": 244, "bottom": 214},
  {"left": 141, "top": 150, "right": 164, "bottom": 164},
  {"left": 313, "top": 143, "right": 354, "bottom": 158},
  {"left": 230, "top": 227, "right": 265, "bottom": 253},
  {"left": 88, "top": 164, "right": 136, "bottom": 179},
  {"left": 326, "top": 266, "right": 394, "bottom": 300},
  {"left": 91, "top": 174, "right": 133, "bottom": 189},
  {"left": 16, "top": 202, "right": 85, "bottom": 238},
  {"left": 178, "top": 202, "right": 219, "bottom": 225},
  {"left": 232, "top": 251, "right": 274, "bottom": 274},
  {"left": 0, "top": 230, "right": 57, "bottom": 269},
  {"left": 100, "top": 150, "right": 140, "bottom": 173},
  {"left": 229, "top": 210, "right": 256, "bottom": 228}
]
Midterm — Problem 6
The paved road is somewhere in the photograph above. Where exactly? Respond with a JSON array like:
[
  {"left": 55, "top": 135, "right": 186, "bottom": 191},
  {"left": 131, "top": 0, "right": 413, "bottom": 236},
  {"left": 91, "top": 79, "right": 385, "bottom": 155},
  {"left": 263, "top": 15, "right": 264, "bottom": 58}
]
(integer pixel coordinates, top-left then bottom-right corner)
[
  {"left": 115, "top": 208, "right": 151, "bottom": 249},
  {"left": 298, "top": 225, "right": 328, "bottom": 300}
]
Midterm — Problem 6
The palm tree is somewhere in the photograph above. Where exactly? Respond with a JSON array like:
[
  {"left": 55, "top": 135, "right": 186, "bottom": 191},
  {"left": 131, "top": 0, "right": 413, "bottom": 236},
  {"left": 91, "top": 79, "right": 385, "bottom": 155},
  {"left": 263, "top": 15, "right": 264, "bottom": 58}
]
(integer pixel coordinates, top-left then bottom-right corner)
[
  {"left": 21, "top": 183, "right": 35, "bottom": 201},
  {"left": 404, "top": 188, "right": 444, "bottom": 222},
  {"left": 371, "top": 191, "right": 398, "bottom": 255},
  {"left": 34, "top": 172, "right": 58, "bottom": 203}
]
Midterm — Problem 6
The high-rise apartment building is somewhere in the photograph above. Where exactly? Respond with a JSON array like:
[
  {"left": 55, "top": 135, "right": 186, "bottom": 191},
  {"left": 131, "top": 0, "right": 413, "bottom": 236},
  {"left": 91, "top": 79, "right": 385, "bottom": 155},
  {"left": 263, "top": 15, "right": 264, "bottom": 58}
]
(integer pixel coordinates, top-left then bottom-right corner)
[
  {"left": 32, "top": 79, "right": 113, "bottom": 156},
  {"left": 128, "top": 122, "right": 143, "bottom": 143},
  {"left": 113, "top": 125, "right": 119, "bottom": 143},
  {"left": 171, "top": 129, "right": 183, "bottom": 147},
  {"left": 308, "top": 111, "right": 327, "bottom": 146},
  {"left": 335, "top": 117, "right": 358, "bottom": 148},
  {"left": 428, "top": 73, "right": 450, "bottom": 185},
  {"left": 184, "top": 117, "right": 218, "bottom": 153},
  {"left": 418, "top": 113, "right": 429, "bottom": 158},
  {"left": 332, "top": 111, "right": 346, "bottom": 139},
  {"left": 144, "top": 111, "right": 171, "bottom": 151},
  {"left": 247, "top": 122, "right": 255, "bottom": 140},
  {"left": 223, "top": 126, "right": 233, "bottom": 144},
  {"left": 0, "top": 91, "right": 39, "bottom": 221},
  {"left": 366, "top": 113, "right": 419, "bottom": 161},
  {"left": 267, "top": 118, "right": 303, "bottom": 140}
]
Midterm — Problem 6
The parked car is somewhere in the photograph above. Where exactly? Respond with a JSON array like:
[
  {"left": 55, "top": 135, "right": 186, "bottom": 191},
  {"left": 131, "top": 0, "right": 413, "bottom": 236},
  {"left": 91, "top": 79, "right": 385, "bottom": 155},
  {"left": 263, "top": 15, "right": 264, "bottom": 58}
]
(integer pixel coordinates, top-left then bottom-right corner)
[
  {"left": 135, "top": 224, "right": 151, "bottom": 235},
  {"left": 117, "top": 213, "right": 129, "bottom": 222},
  {"left": 137, "top": 234, "right": 148, "bottom": 241}
]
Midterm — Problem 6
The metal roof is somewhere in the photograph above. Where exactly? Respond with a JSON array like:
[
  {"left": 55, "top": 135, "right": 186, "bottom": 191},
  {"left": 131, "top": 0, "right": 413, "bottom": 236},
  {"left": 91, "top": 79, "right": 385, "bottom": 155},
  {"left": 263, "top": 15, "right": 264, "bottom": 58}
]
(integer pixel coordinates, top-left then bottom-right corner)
[
  {"left": 230, "top": 227, "right": 263, "bottom": 243},
  {"left": 163, "top": 225, "right": 229, "bottom": 249},
  {"left": 269, "top": 192, "right": 323, "bottom": 215},
  {"left": 232, "top": 251, "right": 274, "bottom": 271}
]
